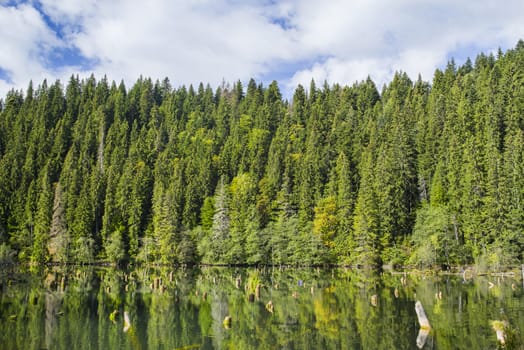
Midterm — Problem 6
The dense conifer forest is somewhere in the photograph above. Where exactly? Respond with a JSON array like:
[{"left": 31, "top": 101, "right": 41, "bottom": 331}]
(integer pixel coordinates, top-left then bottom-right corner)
[{"left": 0, "top": 42, "right": 523, "bottom": 268}]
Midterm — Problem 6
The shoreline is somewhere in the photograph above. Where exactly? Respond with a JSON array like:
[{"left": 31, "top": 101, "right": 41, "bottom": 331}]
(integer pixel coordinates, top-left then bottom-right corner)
[{"left": 1, "top": 261, "right": 522, "bottom": 277}]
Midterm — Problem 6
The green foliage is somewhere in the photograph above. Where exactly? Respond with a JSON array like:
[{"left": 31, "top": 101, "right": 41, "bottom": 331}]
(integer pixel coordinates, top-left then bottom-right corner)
[
  {"left": 105, "top": 225, "right": 126, "bottom": 264},
  {"left": 409, "top": 203, "right": 467, "bottom": 268},
  {"left": 3, "top": 267, "right": 522, "bottom": 349},
  {"left": 200, "top": 196, "right": 214, "bottom": 230},
  {"left": 30, "top": 166, "right": 53, "bottom": 263},
  {"left": 245, "top": 269, "right": 261, "bottom": 294},
  {"left": 0, "top": 243, "right": 16, "bottom": 263},
  {"left": 313, "top": 196, "right": 338, "bottom": 248},
  {"left": 350, "top": 149, "right": 381, "bottom": 267},
  {"left": 1, "top": 42, "right": 524, "bottom": 266},
  {"left": 201, "top": 177, "right": 230, "bottom": 264}
]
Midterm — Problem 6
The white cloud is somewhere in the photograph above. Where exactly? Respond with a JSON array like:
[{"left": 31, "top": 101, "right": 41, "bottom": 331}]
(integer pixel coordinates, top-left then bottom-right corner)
[
  {"left": 0, "top": 2, "right": 90, "bottom": 97},
  {"left": 38, "top": 0, "right": 299, "bottom": 89},
  {"left": 0, "top": 4, "right": 59, "bottom": 88},
  {"left": 286, "top": 50, "right": 443, "bottom": 93},
  {"left": 1, "top": 0, "right": 524, "bottom": 99},
  {"left": 37, "top": 0, "right": 97, "bottom": 23},
  {"left": 285, "top": 0, "right": 524, "bottom": 91}
]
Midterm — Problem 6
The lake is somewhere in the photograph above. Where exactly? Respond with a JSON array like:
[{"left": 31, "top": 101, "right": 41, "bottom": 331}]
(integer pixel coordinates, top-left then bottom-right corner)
[{"left": 0, "top": 266, "right": 523, "bottom": 349}]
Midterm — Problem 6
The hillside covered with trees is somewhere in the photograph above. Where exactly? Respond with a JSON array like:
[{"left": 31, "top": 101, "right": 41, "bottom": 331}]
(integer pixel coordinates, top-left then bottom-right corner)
[{"left": 0, "top": 43, "right": 523, "bottom": 268}]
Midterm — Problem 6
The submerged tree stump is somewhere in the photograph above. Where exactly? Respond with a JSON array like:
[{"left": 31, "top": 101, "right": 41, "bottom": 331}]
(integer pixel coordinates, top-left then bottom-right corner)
[
  {"left": 123, "top": 311, "right": 131, "bottom": 333},
  {"left": 223, "top": 316, "right": 232, "bottom": 329},
  {"left": 415, "top": 301, "right": 431, "bottom": 330},
  {"left": 491, "top": 320, "right": 507, "bottom": 345},
  {"left": 235, "top": 276, "right": 241, "bottom": 289},
  {"left": 416, "top": 328, "right": 430, "bottom": 349},
  {"left": 415, "top": 301, "right": 431, "bottom": 349},
  {"left": 265, "top": 300, "right": 274, "bottom": 313},
  {"left": 109, "top": 309, "right": 118, "bottom": 323}
]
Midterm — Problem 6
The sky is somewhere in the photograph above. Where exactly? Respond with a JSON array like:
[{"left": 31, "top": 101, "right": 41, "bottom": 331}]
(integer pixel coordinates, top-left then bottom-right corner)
[{"left": 1, "top": 0, "right": 524, "bottom": 99}]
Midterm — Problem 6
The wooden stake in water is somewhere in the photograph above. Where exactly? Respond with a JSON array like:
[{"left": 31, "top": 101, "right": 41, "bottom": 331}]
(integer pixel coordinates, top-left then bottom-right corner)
[
  {"left": 416, "top": 328, "right": 430, "bottom": 349},
  {"left": 415, "top": 301, "right": 431, "bottom": 349},
  {"left": 415, "top": 301, "right": 431, "bottom": 330},
  {"left": 123, "top": 311, "right": 131, "bottom": 333}
]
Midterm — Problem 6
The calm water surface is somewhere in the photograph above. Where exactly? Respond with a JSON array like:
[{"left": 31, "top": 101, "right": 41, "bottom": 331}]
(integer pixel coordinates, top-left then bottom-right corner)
[{"left": 0, "top": 266, "right": 523, "bottom": 349}]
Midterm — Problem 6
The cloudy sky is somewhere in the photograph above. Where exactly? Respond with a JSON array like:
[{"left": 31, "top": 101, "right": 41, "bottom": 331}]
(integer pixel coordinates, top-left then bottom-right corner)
[{"left": 1, "top": 0, "right": 524, "bottom": 98}]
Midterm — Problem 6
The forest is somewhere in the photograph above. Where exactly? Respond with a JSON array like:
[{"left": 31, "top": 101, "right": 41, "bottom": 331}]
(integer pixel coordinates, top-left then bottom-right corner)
[{"left": 0, "top": 42, "right": 523, "bottom": 268}]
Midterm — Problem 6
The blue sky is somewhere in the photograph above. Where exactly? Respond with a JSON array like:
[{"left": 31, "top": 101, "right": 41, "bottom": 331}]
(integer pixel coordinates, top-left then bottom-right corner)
[{"left": 1, "top": 0, "right": 524, "bottom": 98}]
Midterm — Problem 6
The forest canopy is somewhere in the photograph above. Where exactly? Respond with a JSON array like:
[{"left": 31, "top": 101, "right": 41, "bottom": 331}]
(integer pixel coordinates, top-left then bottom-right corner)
[{"left": 0, "top": 42, "right": 523, "bottom": 268}]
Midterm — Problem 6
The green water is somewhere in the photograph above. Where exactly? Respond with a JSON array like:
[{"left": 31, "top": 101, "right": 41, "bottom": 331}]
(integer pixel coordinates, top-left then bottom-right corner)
[{"left": 0, "top": 266, "right": 522, "bottom": 349}]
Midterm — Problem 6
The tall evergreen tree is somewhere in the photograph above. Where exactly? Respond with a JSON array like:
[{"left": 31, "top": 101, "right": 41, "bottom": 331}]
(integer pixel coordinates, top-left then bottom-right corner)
[{"left": 0, "top": 42, "right": 523, "bottom": 267}]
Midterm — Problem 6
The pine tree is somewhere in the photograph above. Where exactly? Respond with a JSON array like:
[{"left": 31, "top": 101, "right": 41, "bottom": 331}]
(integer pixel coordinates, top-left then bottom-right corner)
[
  {"left": 31, "top": 165, "right": 53, "bottom": 263},
  {"left": 350, "top": 148, "right": 380, "bottom": 267},
  {"left": 227, "top": 173, "right": 257, "bottom": 263},
  {"left": 327, "top": 152, "right": 355, "bottom": 262},
  {"left": 0, "top": 45, "right": 523, "bottom": 267},
  {"left": 207, "top": 177, "right": 230, "bottom": 264}
]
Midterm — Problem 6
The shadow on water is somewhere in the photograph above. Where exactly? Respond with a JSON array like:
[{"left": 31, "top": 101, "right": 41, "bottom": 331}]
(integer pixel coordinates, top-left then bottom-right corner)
[{"left": 0, "top": 266, "right": 523, "bottom": 349}]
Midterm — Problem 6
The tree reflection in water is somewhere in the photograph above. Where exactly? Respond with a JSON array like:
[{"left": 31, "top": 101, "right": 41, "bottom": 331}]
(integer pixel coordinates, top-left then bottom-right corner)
[{"left": 0, "top": 266, "right": 522, "bottom": 349}]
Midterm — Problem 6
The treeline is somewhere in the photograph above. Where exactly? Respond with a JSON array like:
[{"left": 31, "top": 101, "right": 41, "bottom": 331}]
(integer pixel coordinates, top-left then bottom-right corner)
[{"left": 0, "top": 42, "right": 523, "bottom": 267}]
